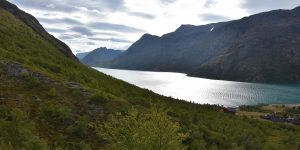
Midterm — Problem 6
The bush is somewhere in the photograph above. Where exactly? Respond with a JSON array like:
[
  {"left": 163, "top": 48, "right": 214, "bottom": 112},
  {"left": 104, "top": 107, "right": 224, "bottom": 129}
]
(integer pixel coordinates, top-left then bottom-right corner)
[
  {"left": 25, "top": 137, "right": 49, "bottom": 150},
  {"left": 28, "top": 76, "right": 41, "bottom": 87},
  {"left": 97, "top": 108, "right": 188, "bottom": 150},
  {"left": 0, "top": 108, "right": 48, "bottom": 149},
  {"left": 67, "top": 124, "right": 86, "bottom": 139},
  {"left": 21, "top": 70, "right": 30, "bottom": 79},
  {"left": 90, "top": 94, "right": 108, "bottom": 104},
  {"left": 0, "top": 141, "right": 14, "bottom": 150},
  {"left": 79, "top": 141, "right": 92, "bottom": 150},
  {"left": 0, "top": 105, "right": 9, "bottom": 119},
  {"left": 48, "top": 87, "right": 57, "bottom": 97},
  {"left": 42, "top": 104, "right": 72, "bottom": 126}
]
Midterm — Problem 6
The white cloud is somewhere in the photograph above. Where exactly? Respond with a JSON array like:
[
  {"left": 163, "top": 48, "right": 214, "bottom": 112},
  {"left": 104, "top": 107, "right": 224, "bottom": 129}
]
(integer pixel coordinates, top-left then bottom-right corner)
[{"left": 7, "top": 0, "right": 300, "bottom": 53}]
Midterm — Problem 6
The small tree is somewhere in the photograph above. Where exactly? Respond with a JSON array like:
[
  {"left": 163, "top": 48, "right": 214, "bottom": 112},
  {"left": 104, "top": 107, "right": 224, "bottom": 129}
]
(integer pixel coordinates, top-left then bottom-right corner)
[{"left": 97, "top": 108, "right": 187, "bottom": 150}]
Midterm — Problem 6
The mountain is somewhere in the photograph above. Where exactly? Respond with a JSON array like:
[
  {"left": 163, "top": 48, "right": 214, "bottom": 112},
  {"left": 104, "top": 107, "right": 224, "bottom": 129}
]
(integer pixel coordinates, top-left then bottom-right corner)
[
  {"left": 76, "top": 51, "right": 90, "bottom": 60},
  {"left": 189, "top": 7, "right": 300, "bottom": 83},
  {"left": 109, "top": 7, "right": 300, "bottom": 83},
  {"left": 0, "top": 0, "right": 78, "bottom": 61},
  {"left": 109, "top": 23, "right": 233, "bottom": 72},
  {"left": 0, "top": 0, "right": 299, "bottom": 149},
  {"left": 81, "top": 47, "right": 123, "bottom": 66}
]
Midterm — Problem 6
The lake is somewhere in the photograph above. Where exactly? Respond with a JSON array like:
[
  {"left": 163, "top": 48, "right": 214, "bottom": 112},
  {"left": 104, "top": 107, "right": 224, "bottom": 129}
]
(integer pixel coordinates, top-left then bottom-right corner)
[{"left": 94, "top": 67, "right": 300, "bottom": 107}]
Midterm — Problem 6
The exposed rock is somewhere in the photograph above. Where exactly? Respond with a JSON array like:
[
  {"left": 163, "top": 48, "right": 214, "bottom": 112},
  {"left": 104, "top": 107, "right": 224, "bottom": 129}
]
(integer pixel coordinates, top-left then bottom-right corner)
[
  {"left": 32, "top": 96, "right": 41, "bottom": 102},
  {"left": 0, "top": 60, "right": 54, "bottom": 84}
]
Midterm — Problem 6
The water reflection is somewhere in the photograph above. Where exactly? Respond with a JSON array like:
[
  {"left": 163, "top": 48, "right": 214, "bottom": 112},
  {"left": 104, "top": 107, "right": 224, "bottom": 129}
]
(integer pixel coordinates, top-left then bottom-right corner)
[{"left": 94, "top": 67, "right": 300, "bottom": 107}]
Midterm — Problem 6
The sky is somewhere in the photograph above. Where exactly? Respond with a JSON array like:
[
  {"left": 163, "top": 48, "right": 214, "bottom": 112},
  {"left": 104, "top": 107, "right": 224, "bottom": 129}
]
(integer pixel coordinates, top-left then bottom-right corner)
[{"left": 7, "top": 0, "right": 300, "bottom": 53}]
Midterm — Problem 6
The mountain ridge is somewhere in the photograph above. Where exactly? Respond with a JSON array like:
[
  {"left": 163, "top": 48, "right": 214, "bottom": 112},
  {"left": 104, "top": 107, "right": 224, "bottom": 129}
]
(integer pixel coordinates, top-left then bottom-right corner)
[
  {"left": 0, "top": 0, "right": 77, "bottom": 61},
  {"left": 76, "top": 51, "right": 90, "bottom": 60},
  {"left": 108, "top": 6, "right": 300, "bottom": 83},
  {"left": 81, "top": 47, "right": 123, "bottom": 66}
]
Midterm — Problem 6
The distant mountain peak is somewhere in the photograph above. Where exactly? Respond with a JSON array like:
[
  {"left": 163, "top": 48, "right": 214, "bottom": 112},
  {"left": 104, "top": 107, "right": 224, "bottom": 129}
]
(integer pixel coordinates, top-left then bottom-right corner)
[
  {"left": 81, "top": 47, "right": 123, "bottom": 66},
  {"left": 140, "top": 33, "right": 160, "bottom": 39},
  {"left": 96, "top": 47, "right": 108, "bottom": 50}
]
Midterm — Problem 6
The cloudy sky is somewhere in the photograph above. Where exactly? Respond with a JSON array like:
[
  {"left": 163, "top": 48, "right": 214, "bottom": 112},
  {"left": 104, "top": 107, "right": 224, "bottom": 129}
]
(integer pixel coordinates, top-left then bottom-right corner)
[{"left": 8, "top": 0, "right": 300, "bottom": 53}]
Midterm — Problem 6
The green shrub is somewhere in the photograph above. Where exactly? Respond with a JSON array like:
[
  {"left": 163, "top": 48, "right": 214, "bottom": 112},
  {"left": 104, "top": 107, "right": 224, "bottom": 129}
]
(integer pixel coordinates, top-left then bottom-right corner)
[
  {"left": 0, "top": 141, "right": 14, "bottom": 150},
  {"left": 48, "top": 87, "right": 57, "bottom": 97},
  {"left": 0, "top": 105, "right": 9, "bottom": 119},
  {"left": 90, "top": 94, "right": 108, "bottom": 104},
  {"left": 67, "top": 116, "right": 89, "bottom": 139},
  {"left": 0, "top": 108, "right": 48, "bottom": 149},
  {"left": 42, "top": 104, "right": 72, "bottom": 126},
  {"left": 67, "top": 124, "right": 86, "bottom": 139},
  {"left": 21, "top": 71, "right": 30, "bottom": 79},
  {"left": 25, "top": 137, "right": 49, "bottom": 150},
  {"left": 28, "top": 76, "right": 41, "bottom": 87},
  {"left": 97, "top": 108, "right": 188, "bottom": 150},
  {"left": 79, "top": 141, "right": 92, "bottom": 150}
]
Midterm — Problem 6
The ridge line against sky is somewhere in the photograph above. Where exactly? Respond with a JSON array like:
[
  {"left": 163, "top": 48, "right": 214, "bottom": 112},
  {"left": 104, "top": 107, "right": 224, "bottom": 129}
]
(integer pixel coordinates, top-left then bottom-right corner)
[{"left": 7, "top": 0, "right": 300, "bottom": 53}]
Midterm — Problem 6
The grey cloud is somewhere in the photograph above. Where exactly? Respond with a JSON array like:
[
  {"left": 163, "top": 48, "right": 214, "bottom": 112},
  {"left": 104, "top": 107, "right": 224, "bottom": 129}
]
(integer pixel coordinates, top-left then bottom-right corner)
[
  {"left": 45, "top": 27, "right": 66, "bottom": 33},
  {"left": 94, "top": 32, "right": 119, "bottom": 36},
  {"left": 9, "top": 0, "right": 124, "bottom": 12},
  {"left": 87, "top": 42, "right": 97, "bottom": 45},
  {"left": 9, "top": 0, "right": 80, "bottom": 13},
  {"left": 200, "top": 13, "right": 230, "bottom": 22},
  {"left": 88, "top": 22, "right": 145, "bottom": 33},
  {"left": 70, "top": 26, "right": 94, "bottom": 36},
  {"left": 241, "top": 0, "right": 300, "bottom": 13},
  {"left": 89, "top": 37, "right": 133, "bottom": 43},
  {"left": 128, "top": 12, "right": 156, "bottom": 19},
  {"left": 58, "top": 35, "right": 74, "bottom": 40},
  {"left": 58, "top": 33, "right": 84, "bottom": 40},
  {"left": 37, "top": 17, "right": 83, "bottom": 25}
]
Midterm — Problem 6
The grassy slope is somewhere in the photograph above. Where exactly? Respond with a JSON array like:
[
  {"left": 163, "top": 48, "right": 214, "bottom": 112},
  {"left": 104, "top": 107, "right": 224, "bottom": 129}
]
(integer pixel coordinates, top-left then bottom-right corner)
[{"left": 0, "top": 7, "right": 299, "bottom": 150}]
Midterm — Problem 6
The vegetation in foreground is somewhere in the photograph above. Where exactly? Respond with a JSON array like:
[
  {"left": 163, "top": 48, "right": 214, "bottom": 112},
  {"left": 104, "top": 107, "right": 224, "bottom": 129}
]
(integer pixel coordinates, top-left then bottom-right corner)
[{"left": 0, "top": 1, "right": 300, "bottom": 149}]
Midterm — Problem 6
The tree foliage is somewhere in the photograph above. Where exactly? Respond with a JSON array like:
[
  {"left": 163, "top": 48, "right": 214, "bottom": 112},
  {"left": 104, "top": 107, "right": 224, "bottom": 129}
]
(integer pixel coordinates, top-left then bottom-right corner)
[
  {"left": 0, "top": 108, "right": 48, "bottom": 150},
  {"left": 97, "top": 108, "right": 188, "bottom": 150}
]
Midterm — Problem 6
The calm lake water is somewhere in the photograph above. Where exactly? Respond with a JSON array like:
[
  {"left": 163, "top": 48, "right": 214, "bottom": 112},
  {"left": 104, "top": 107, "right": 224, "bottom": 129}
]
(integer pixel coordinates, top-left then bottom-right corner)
[{"left": 94, "top": 67, "right": 300, "bottom": 107}]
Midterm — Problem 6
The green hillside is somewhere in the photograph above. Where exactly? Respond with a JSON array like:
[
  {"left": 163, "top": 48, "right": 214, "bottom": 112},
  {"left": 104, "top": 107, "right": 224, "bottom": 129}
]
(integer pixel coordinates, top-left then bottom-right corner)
[{"left": 0, "top": 1, "right": 299, "bottom": 150}]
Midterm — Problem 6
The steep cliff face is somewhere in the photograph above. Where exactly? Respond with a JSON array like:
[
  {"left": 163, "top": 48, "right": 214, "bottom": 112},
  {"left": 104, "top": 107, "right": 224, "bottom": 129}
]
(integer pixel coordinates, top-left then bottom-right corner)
[{"left": 0, "top": 0, "right": 78, "bottom": 61}]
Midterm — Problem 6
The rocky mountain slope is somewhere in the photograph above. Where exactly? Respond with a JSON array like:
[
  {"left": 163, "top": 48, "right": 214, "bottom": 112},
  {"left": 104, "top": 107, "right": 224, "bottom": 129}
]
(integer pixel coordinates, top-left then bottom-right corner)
[
  {"left": 109, "top": 6, "right": 300, "bottom": 83},
  {"left": 81, "top": 47, "right": 123, "bottom": 66},
  {"left": 0, "top": 0, "right": 77, "bottom": 61},
  {"left": 189, "top": 7, "right": 300, "bottom": 83}
]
